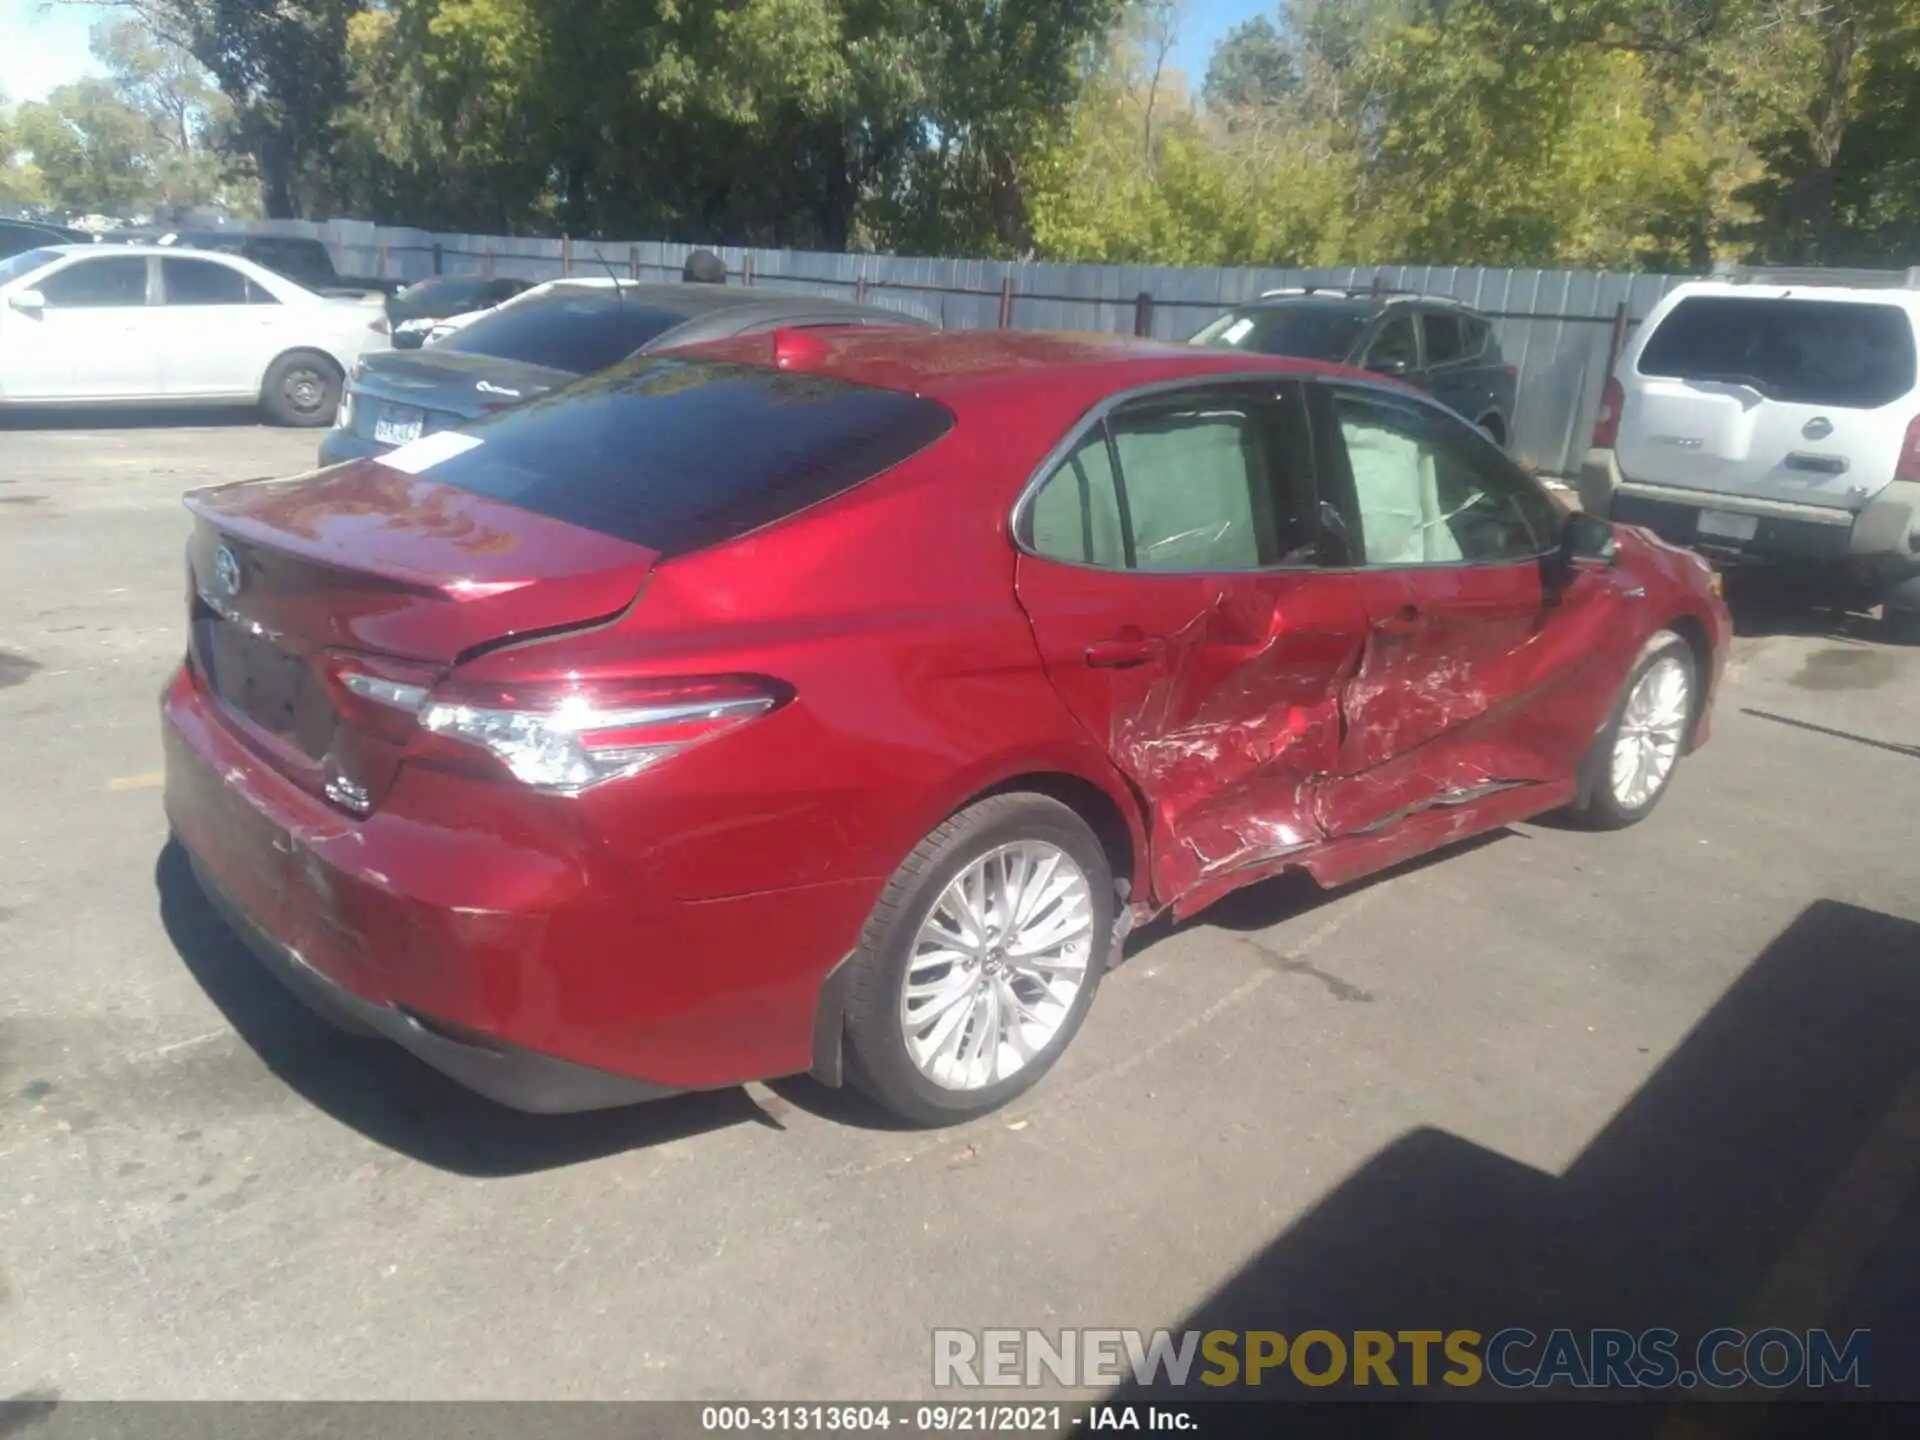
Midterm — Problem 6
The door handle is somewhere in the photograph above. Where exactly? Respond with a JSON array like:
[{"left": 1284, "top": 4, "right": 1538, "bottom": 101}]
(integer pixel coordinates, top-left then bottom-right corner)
[
  {"left": 1372, "top": 605, "right": 1423, "bottom": 637},
  {"left": 1085, "top": 633, "right": 1165, "bottom": 668}
]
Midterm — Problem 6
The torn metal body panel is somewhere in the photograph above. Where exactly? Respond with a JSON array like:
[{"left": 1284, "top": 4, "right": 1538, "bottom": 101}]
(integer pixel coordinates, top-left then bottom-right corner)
[
  {"left": 1014, "top": 562, "right": 1368, "bottom": 905},
  {"left": 1018, "top": 529, "right": 1722, "bottom": 926}
]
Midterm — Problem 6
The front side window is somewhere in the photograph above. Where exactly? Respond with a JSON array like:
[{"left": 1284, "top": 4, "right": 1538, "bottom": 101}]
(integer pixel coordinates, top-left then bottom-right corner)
[
  {"left": 1637, "top": 295, "right": 1917, "bottom": 409},
  {"left": 38, "top": 257, "right": 149, "bottom": 308},
  {"left": 162, "top": 257, "right": 251, "bottom": 306},
  {"left": 1422, "top": 312, "right": 1465, "bottom": 366},
  {"left": 1328, "top": 390, "right": 1556, "bottom": 566},
  {"left": 0, "top": 247, "right": 61, "bottom": 286}
]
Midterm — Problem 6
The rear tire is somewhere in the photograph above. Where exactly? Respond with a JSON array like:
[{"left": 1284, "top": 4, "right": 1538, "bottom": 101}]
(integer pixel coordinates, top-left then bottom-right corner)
[
  {"left": 842, "top": 794, "right": 1113, "bottom": 1127},
  {"left": 261, "top": 351, "right": 344, "bottom": 428},
  {"left": 1566, "top": 629, "right": 1695, "bottom": 831}
]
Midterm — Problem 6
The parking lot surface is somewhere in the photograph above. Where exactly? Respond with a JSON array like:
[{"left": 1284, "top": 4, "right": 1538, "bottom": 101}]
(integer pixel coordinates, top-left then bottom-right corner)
[{"left": 2, "top": 419, "right": 1917, "bottom": 1403}]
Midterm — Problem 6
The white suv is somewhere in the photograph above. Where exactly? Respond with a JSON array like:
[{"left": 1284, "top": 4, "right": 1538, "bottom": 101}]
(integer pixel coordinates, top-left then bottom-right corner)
[{"left": 1581, "top": 275, "right": 1920, "bottom": 635}]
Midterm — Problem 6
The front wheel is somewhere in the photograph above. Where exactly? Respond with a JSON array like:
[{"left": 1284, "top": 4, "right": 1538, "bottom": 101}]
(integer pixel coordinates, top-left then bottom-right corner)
[
  {"left": 841, "top": 794, "right": 1114, "bottom": 1127},
  {"left": 260, "top": 351, "right": 344, "bottom": 428},
  {"left": 1567, "top": 629, "right": 1696, "bottom": 830}
]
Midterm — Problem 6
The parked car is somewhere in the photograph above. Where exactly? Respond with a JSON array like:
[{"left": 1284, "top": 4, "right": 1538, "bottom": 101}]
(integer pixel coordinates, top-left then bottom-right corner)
[
  {"left": 113, "top": 227, "right": 406, "bottom": 299},
  {"left": 0, "top": 218, "right": 86, "bottom": 260},
  {"left": 386, "top": 274, "right": 535, "bottom": 348},
  {"left": 318, "top": 278, "right": 935, "bottom": 465},
  {"left": 0, "top": 244, "right": 390, "bottom": 424},
  {"left": 1581, "top": 275, "right": 1920, "bottom": 637},
  {"left": 164, "top": 328, "right": 1730, "bottom": 1125},
  {"left": 1191, "top": 288, "right": 1519, "bottom": 448}
]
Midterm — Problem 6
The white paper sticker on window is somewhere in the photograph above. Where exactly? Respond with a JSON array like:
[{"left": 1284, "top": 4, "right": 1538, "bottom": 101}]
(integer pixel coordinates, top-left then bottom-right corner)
[{"left": 378, "top": 431, "right": 484, "bottom": 475}]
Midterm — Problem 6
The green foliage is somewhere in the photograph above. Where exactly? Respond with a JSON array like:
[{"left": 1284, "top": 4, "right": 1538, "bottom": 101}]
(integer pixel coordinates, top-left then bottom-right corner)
[
  {"left": 1204, "top": 15, "right": 1297, "bottom": 110},
  {"left": 28, "top": 0, "right": 1920, "bottom": 269}
]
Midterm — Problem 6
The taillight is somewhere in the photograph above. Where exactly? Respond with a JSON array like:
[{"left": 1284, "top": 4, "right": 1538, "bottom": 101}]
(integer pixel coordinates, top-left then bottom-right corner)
[
  {"left": 414, "top": 675, "right": 783, "bottom": 793},
  {"left": 321, "top": 653, "right": 437, "bottom": 744},
  {"left": 1898, "top": 414, "right": 1920, "bottom": 482},
  {"left": 771, "top": 327, "right": 830, "bottom": 370},
  {"left": 1592, "top": 377, "right": 1624, "bottom": 448},
  {"left": 369, "top": 315, "right": 390, "bottom": 335}
]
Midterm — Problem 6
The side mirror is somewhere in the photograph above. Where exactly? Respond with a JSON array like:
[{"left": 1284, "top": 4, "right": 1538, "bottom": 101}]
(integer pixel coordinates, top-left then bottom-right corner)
[
  {"left": 1368, "top": 356, "right": 1410, "bottom": 377},
  {"left": 1560, "top": 511, "right": 1617, "bottom": 564},
  {"left": 8, "top": 289, "right": 47, "bottom": 317}
]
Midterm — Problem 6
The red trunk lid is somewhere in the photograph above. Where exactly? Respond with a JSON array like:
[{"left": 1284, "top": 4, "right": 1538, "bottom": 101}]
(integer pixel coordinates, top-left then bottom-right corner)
[{"left": 183, "top": 459, "right": 659, "bottom": 803}]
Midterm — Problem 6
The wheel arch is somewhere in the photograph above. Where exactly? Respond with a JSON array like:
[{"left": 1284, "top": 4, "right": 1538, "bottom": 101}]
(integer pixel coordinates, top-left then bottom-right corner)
[
  {"left": 807, "top": 754, "right": 1149, "bottom": 1089},
  {"left": 1664, "top": 611, "right": 1714, "bottom": 752}
]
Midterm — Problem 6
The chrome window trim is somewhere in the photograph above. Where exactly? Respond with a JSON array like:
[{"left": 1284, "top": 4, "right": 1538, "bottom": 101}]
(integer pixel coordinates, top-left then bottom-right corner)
[
  {"left": 1006, "top": 370, "right": 1560, "bottom": 576},
  {"left": 1006, "top": 372, "right": 1322, "bottom": 578}
]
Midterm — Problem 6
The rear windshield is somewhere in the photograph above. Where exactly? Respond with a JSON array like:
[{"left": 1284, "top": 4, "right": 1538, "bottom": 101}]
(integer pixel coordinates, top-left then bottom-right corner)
[
  {"left": 1638, "top": 296, "right": 1917, "bottom": 408},
  {"left": 1191, "top": 303, "right": 1370, "bottom": 362},
  {"left": 441, "top": 290, "right": 693, "bottom": 374},
  {"left": 397, "top": 357, "right": 955, "bottom": 555},
  {"left": 390, "top": 276, "right": 493, "bottom": 319}
]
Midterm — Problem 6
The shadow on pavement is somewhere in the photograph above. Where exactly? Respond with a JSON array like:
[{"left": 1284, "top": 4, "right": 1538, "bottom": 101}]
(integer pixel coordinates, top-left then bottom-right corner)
[
  {"left": 0, "top": 403, "right": 264, "bottom": 430},
  {"left": 1720, "top": 568, "right": 1885, "bottom": 643},
  {"left": 771, "top": 830, "right": 1524, "bottom": 1133},
  {"left": 154, "top": 840, "right": 761, "bottom": 1176},
  {"left": 1104, "top": 898, "right": 1920, "bottom": 1436}
]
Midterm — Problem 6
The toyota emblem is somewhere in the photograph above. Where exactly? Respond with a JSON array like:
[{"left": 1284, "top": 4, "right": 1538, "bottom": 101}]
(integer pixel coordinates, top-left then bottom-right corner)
[
  {"left": 212, "top": 544, "right": 243, "bottom": 598},
  {"left": 1802, "top": 416, "right": 1833, "bottom": 440}
]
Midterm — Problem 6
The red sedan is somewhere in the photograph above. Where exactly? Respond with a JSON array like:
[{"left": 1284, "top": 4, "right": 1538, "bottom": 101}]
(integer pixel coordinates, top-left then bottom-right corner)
[{"left": 162, "top": 329, "right": 1731, "bottom": 1126}]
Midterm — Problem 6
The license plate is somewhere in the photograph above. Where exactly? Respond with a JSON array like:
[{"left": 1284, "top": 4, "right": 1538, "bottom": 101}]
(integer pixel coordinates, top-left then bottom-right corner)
[
  {"left": 374, "top": 407, "right": 424, "bottom": 446},
  {"left": 1697, "top": 509, "right": 1759, "bottom": 542}
]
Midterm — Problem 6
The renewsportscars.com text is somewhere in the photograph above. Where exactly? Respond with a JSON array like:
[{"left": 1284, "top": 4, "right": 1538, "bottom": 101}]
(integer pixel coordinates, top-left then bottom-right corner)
[{"left": 932, "top": 1327, "right": 1871, "bottom": 1391}]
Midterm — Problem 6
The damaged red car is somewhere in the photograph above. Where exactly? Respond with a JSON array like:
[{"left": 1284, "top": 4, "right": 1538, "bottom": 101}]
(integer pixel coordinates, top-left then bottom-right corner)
[{"left": 162, "top": 328, "right": 1731, "bottom": 1126}]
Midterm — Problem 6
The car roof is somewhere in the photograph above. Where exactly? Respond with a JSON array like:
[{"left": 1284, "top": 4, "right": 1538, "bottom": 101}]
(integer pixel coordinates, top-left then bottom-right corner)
[
  {"left": 529, "top": 279, "right": 914, "bottom": 322},
  {"left": 679, "top": 327, "right": 1367, "bottom": 411},
  {"left": 28, "top": 242, "right": 262, "bottom": 261},
  {"left": 1241, "top": 289, "right": 1481, "bottom": 314},
  {"left": 1657, "top": 279, "right": 1920, "bottom": 312}
]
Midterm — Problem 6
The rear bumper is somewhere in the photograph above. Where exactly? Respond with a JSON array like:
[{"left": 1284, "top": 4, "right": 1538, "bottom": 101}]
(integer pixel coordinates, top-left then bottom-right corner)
[
  {"left": 1582, "top": 448, "right": 1920, "bottom": 581},
  {"left": 161, "top": 661, "right": 866, "bottom": 1111},
  {"left": 191, "top": 857, "right": 678, "bottom": 1112}
]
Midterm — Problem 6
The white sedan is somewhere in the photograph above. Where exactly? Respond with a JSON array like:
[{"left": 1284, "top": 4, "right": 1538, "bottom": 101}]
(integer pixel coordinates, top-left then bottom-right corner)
[{"left": 0, "top": 243, "right": 390, "bottom": 425}]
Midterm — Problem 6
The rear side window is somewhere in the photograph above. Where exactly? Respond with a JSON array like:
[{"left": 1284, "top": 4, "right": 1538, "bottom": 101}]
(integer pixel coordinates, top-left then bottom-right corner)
[
  {"left": 391, "top": 358, "right": 954, "bottom": 556},
  {"left": 162, "top": 257, "right": 251, "bottom": 305},
  {"left": 441, "top": 292, "right": 693, "bottom": 374},
  {"left": 1638, "top": 296, "right": 1918, "bottom": 409}
]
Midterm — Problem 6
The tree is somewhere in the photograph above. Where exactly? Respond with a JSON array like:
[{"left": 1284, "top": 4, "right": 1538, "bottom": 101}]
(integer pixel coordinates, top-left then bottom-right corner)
[
  {"left": 71, "top": 0, "right": 364, "bottom": 217},
  {"left": 89, "top": 18, "right": 244, "bottom": 211},
  {"left": 14, "top": 78, "right": 160, "bottom": 213},
  {"left": 1203, "top": 14, "right": 1296, "bottom": 112}
]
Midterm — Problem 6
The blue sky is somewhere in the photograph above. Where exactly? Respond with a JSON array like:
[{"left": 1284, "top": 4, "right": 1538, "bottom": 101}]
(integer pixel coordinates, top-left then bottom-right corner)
[{"left": 2, "top": 0, "right": 1270, "bottom": 105}]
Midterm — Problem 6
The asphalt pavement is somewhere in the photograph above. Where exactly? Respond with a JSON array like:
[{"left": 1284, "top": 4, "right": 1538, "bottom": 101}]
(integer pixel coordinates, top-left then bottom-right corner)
[{"left": 1, "top": 416, "right": 1916, "bottom": 1408}]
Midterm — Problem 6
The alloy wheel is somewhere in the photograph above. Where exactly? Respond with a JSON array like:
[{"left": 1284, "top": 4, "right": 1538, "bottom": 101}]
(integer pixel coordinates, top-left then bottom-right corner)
[
  {"left": 899, "top": 841, "right": 1094, "bottom": 1091},
  {"left": 1609, "top": 653, "right": 1690, "bottom": 810}
]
